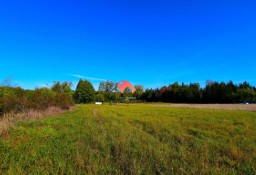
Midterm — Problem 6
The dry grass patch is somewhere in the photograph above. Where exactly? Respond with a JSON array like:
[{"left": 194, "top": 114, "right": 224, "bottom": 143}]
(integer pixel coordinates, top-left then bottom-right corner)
[
  {"left": 0, "top": 107, "right": 71, "bottom": 134},
  {"left": 153, "top": 103, "right": 256, "bottom": 111}
]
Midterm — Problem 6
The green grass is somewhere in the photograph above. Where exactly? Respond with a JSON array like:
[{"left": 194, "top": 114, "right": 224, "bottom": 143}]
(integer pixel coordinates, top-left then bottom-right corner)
[{"left": 0, "top": 104, "right": 256, "bottom": 174}]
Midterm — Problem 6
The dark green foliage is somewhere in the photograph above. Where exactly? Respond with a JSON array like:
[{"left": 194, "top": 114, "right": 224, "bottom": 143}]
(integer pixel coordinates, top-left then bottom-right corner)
[
  {"left": 142, "top": 88, "right": 156, "bottom": 102},
  {"left": 141, "top": 81, "right": 256, "bottom": 104},
  {"left": 95, "top": 80, "right": 255, "bottom": 104},
  {"left": 74, "top": 79, "right": 95, "bottom": 103},
  {"left": 133, "top": 85, "right": 144, "bottom": 100},
  {"left": 202, "top": 81, "right": 256, "bottom": 103},
  {"left": 236, "top": 88, "right": 256, "bottom": 102},
  {"left": 95, "top": 93, "right": 105, "bottom": 102},
  {"left": 156, "top": 82, "right": 201, "bottom": 103}
]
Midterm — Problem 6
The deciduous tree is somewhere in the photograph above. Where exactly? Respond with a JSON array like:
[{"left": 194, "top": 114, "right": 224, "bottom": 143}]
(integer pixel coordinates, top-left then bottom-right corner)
[{"left": 74, "top": 79, "right": 95, "bottom": 103}]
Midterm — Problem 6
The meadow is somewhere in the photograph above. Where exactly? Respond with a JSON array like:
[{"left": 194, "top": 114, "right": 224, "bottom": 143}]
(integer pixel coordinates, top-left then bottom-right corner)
[{"left": 0, "top": 104, "right": 255, "bottom": 174}]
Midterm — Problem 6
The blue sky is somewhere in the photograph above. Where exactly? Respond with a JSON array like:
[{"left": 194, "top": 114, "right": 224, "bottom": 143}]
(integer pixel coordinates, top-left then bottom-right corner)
[{"left": 1, "top": 0, "right": 256, "bottom": 90}]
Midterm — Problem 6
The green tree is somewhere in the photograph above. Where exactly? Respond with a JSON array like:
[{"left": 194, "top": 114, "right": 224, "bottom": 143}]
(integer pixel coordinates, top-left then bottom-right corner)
[
  {"left": 122, "top": 87, "right": 133, "bottom": 99},
  {"left": 237, "top": 88, "right": 256, "bottom": 102},
  {"left": 74, "top": 79, "right": 95, "bottom": 103},
  {"left": 142, "top": 89, "right": 156, "bottom": 102},
  {"left": 98, "top": 81, "right": 118, "bottom": 93},
  {"left": 51, "top": 81, "right": 73, "bottom": 95},
  {"left": 51, "top": 81, "right": 74, "bottom": 107},
  {"left": 61, "top": 82, "right": 73, "bottom": 95},
  {"left": 133, "top": 85, "right": 144, "bottom": 99},
  {"left": 51, "top": 81, "right": 62, "bottom": 93},
  {"left": 98, "top": 81, "right": 118, "bottom": 101}
]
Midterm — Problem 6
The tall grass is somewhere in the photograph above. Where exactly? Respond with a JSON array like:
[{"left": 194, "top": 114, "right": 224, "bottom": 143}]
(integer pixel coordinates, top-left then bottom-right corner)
[
  {"left": 0, "top": 107, "right": 69, "bottom": 134},
  {"left": 0, "top": 104, "right": 255, "bottom": 174}
]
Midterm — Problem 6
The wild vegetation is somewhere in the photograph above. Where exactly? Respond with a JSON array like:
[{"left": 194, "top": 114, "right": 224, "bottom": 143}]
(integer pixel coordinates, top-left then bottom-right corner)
[
  {"left": 0, "top": 81, "right": 74, "bottom": 116},
  {"left": 0, "top": 104, "right": 255, "bottom": 174}
]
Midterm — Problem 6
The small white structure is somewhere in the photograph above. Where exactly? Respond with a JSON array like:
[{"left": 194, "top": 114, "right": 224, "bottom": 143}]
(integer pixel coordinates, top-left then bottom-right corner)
[{"left": 95, "top": 102, "right": 103, "bottom": 105}]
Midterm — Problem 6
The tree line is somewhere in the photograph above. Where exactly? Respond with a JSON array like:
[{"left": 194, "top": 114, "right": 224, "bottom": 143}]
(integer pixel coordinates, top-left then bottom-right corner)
[
  {"left": 73, "top": 79, "right": 256, "bottom": 104},
  {"left": 141, "top": 81, "right": 256, "bottom": 104},
  {"left": 1, "top": 78, "right": 256, "bottom": 115}
]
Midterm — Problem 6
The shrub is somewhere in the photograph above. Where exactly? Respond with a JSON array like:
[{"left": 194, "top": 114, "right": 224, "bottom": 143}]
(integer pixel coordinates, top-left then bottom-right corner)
[
  {"left": 95, "top": 93, "right": 105, "bottom": 102},
  {"left": 55, "top": 92, "right": 74, "bottom": 109},
  {"left": 32, "top": 88, "right": 55, "bottom": 110},
  {"left": 0, "top": 87, "right": 18, "bottom": 114},
  {"left": 0, "top": 81, "right": 75, "bottom": 116}
]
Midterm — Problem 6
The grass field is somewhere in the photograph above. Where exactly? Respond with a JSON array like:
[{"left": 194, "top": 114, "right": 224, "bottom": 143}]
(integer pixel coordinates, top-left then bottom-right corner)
[{"left": 0, "top": 104, "right": 255, "bottom": 174}]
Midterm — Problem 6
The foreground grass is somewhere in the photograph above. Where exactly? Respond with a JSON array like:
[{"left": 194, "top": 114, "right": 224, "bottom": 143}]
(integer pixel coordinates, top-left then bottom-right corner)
[{"left": 0, "top": 104, "right": 255, "bottom": 174}]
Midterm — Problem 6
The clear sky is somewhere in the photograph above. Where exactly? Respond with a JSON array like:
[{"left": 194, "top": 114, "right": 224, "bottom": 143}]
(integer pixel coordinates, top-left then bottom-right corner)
[{"left": 1, "top": 0, "right": 256, "bottom": 90}]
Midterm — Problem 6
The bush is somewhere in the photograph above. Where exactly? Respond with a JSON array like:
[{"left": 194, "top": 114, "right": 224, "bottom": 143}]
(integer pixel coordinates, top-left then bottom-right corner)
[
  {"left": 32, "top": 88, "right": 55, "bottom": 110},
  {"left": 95, "top": 93, "right": 105, "bottom": 102},
  {"left": 55, "top": 92, "right": 74, "bottom": 109},
  {"left": 0, "top": 81, "right": 75, "bottom": 115},
  {"left": 0, "top": 87, "right": 18, "bottom": 114}
]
